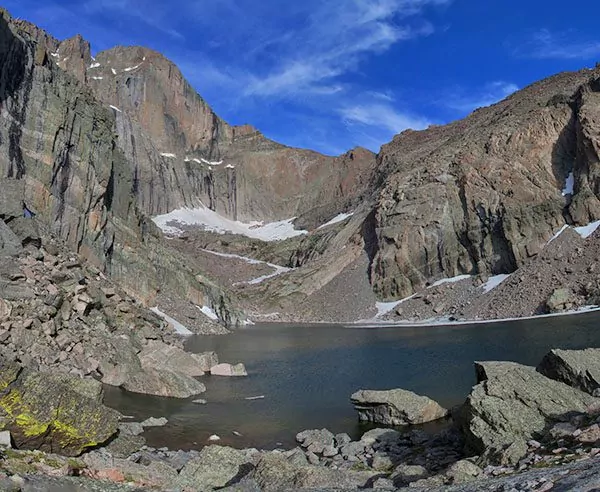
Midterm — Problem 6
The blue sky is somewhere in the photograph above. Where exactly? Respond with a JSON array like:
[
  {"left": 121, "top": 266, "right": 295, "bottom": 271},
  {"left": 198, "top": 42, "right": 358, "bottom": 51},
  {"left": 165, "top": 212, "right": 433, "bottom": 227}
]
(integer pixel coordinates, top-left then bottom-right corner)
[{"left": 7, "top": 0, "right": 600, "bottom": 155}]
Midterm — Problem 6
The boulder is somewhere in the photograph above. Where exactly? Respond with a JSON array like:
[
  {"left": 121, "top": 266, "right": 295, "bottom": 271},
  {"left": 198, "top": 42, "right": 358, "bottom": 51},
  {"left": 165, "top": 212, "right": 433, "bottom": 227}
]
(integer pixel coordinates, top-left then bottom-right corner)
[
  {"left": 538, "top": 348, "right": 600, "bottom": 395},
  {"left": 0, "top": 360, "right": 120, "bottom": 456},
  {"left": 461, "top": 361, "right": 598, "bottom": 465},
  {"left": 546, "top": 288, "right": 576, "bottom": 312},
  {"left": 296, "top": 428, "right": 335, "bottom": 454},
  {"left": 252, "top": 453, "right": 371, "bottom": 491},
  {"left": 177, "top": 445, "right": 253, "bottom": 490},
  {"left": 210, "top": 363, "right": 248, "bottom": 377},
  {"left": 138, "top": 341, "right": 207, "bottom": 376},
  {"left": 350, "top": 388, "right": 448, "bottom": 425},
  {"left": 192, "top": 351, "right": 219, "bottom": 372},
  {"left": 120, "top": 367, "right": 206, "bottom": 398},
  {"left": 0, "top": 219, "right": 22, "bottom": 257},
  {"left": 445, "top": 459, "right": 482, "bottom": 484}
]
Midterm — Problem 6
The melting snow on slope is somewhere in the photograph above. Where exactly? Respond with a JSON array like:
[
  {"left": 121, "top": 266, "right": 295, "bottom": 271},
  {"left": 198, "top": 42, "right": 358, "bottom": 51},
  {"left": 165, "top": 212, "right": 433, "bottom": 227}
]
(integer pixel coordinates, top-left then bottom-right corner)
[
  {"left": 562, "top": 172, "right": 574, "bottom": 196},
  {"left": 152, "top": 206, "right": 308, "bottom": 241},
  {"left": 430, "top": 274, "right": 472, "bottom": 287},
  {"left": 548, "top": 224, "right": 569, "bottom": 244},
  {"left": 548, "top": 220, "right": 600, "bottom": 242},
  {"left": 88, "top": 62, "right": 101, "bottom": 69},
  {"left": 375, "top": 294, "right": 416, "bottom": 318},
  {"left": 160, "top": 153, "right": 177, "bottom": 158},
  {"left": 150, "top": 307, "right": 193, "bottom": 336},
  {"left": 202, "top": 249, "right": 292, "bottom": 285},
  {"left": 109, "top": 105, "right": 122, "bottom": 113},
  {"left": 111, "top": 68, "right": 117, "bottom": 75},
  {"left": 317, "top": 212, "right": 354, "bottom": 230},
  {"left": 198, "top": 305, "right": 219, "bottom": 321},
  {"left": 124, "top": 64, "right": 141, "bottom": 72},
  {"left": 574, "top": 220, "right": 600, "bottom": 238},
  {"left": 201, "top": 158, "right": 223, "bottom": 166},
  {"left": 91, "top": 76, "right": 103, "bottom": 80},
  {"left": 481, "top": 274, "right": 511, "bottom": 293}
]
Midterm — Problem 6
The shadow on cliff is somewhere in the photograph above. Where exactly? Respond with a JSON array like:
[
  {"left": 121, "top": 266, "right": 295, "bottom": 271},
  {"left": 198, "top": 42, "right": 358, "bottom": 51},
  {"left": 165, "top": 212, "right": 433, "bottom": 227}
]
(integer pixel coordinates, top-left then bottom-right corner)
[
  {"left": 0, "top": 11, "right": 27, "bottom": 178},
  {"left": 549, "top": 96, "right": 578, "bottom": 225}
]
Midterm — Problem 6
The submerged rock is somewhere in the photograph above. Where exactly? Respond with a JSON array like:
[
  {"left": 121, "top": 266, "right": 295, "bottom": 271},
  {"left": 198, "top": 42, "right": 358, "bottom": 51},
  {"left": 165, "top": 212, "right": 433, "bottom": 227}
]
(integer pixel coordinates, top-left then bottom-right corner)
[
  {"left": 461, "top": 361, "right": 598, "bottom": 465},
  {"left": 350, "top": 388, "right": 448, "bottom": 425},
  {"left": 538, "top": 348, "right": 600, "bottom": 395}
]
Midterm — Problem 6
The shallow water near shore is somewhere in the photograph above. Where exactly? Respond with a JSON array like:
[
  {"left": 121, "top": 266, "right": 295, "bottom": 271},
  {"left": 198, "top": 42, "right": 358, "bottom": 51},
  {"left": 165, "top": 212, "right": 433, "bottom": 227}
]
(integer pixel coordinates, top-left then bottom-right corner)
[{"left": 103, "top": 311, "right": 600, "bottom": 450}]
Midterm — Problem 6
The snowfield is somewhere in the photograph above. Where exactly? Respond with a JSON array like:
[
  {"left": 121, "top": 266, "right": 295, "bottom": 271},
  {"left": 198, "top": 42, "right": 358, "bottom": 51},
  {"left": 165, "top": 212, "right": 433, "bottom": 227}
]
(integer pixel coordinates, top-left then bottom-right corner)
[
  {"left": 152, "top": 205, "right": 308, "bottom": 241},
  {"left": 317, "top": 212, "right": 354, "bottom": 230}
]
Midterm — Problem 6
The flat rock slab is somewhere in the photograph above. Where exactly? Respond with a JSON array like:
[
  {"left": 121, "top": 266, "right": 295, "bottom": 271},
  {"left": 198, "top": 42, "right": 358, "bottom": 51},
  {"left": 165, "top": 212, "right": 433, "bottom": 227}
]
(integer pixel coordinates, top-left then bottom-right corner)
[
  {"left": 350, "top": 388, "right": 448, "bottom": 425},
  {"left": 537, "top": 348, "right": 600, "bottom": 395},
  {"left": 210, "top": 363, "right": 248, "bottom": 377},
  {"left": 462, "top": 361, "right": 598, "bottom": 465}
]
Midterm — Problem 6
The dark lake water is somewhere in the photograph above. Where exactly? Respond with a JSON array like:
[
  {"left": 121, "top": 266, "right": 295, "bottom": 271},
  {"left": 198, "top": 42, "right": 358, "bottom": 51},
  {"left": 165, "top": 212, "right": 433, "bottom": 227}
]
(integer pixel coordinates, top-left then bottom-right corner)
[{"left": 103, "top": 311, "right": 600, "bottom": 450}]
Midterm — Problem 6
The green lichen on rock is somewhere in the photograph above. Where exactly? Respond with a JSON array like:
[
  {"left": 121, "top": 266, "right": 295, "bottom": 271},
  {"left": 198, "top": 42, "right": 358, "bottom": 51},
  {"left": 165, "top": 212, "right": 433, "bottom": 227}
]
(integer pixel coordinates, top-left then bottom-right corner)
[{"left": 0, "top": 362, "right": 120, "bottom": 456}]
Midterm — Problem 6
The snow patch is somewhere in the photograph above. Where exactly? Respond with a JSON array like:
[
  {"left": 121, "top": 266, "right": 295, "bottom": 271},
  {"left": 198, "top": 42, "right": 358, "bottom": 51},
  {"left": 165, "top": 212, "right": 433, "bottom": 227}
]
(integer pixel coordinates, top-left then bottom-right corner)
[
  {"left": 160, "top": 153, "right": 177, "bottom": 158},
  {"left": 184, "top": 157, "right": 191, "bottom": 162},
  {"left": 430, "top": 274, "right": 472, "bottom": 287},
  {"left": 317, "top": 212, "right": 354, "bottom": 230},
  {"left": 109, "top": 105, "right": 122, "bottom": 113},
  {"left": 198, "top": 305, "right": 219, "bottom": 321},
  {"left": 91, "top": 76, "right": 103, "bottom": 80},
  {"left": 124, "top": 64, "right": 141, "bottom": 72},
  {"left": 150, "top": 307, "right": 193, "bottom": 336},
  {"left": 226, "top": 164, "right": 235, "bottom": 169},
  {"left": 562, "top": 172, "right": 574, "bottom": 196},
  {"left": 111, "top": 68, "right": 117, "bottom": 75},
  {"left": 375, "top": 294, "right": 416, "bottom": 318},
  {"left": 202, "top": 249, "right": 292, "bottom": 285},
  {"left": 88, "top": 62, "right": 101, "bottom": 69},
  {"left": 201, "top": 158, "right": 223, "bottom": 166},
  {"left": 152, "top": 205, "right": 308, "bottom": 241},
  {"left": 50, "top": 52, "right": 59, "bottom": 58},
  {"left": 481, "top": 274, "right": 511, "bottom": 293},
  {"left": 574, "top": 220, "right": 600, "bottom": 239}
]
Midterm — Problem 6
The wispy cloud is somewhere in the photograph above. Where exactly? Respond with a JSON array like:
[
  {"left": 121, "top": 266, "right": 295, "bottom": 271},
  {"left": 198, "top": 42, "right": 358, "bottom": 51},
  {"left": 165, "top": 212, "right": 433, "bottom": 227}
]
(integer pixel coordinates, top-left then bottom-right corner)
[
  {"left": 516, "top": 29, "right": 600, "bottom": 60},
  {"left": 340, "top": 103, "right": 431, "bottom": 134},
  {"left": 445, "top": 81, "right": 518, "bottom": 113},
  {"left": 243, "top": 0, "right": 445, "bottom": 97}
]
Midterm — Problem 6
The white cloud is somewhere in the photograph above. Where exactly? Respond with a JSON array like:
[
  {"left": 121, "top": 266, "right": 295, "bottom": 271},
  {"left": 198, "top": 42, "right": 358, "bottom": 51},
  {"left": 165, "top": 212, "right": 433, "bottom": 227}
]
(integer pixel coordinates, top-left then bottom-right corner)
[
  {"left": 340, "top": 103, "right": 432, "bottom": 133},
  {"left": 445, "top": 81, "right": 518, "bottom": 113},
  {"left": 518, "top": 29, "right": 600, "bottom": 60}
]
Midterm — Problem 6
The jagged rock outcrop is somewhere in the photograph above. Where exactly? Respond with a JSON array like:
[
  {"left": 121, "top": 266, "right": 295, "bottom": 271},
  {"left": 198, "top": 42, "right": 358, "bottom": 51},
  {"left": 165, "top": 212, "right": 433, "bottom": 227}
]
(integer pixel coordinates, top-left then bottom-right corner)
[
  {"left": 369, "top": 69, "right": 600, "bottom": 300},
  {"left": 461, "top": 361, "right": 598, "bottom": 465},
  {"left": 538, "top": 348, "right": 600, "bottom": 395}
]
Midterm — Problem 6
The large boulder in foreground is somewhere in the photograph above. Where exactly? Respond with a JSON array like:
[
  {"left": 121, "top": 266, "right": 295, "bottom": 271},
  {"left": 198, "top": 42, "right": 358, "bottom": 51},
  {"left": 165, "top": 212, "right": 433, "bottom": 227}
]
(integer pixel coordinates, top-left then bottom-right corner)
[
  {"left": 537, "top": 348, "right": 600, "bottom": 395},
  {"left": 0, "top": 360, "right": 120, "bottom": 456},
  {"left": 350, "top": 389, "right": 448, "bottom": 425},
  {"left": 177, "top": 445, "right": 253, "bottom": 490},
  {"left": 461, "top": 361, "right": 598, "bottom": 465}
]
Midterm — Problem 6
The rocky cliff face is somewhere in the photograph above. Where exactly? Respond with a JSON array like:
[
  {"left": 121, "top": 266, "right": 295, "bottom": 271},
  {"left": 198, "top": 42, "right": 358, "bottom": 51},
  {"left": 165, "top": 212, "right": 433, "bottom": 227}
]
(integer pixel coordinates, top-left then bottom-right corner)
[
  {"left": 368, "top": 68, "right": 600, "bottom": 300},
  {"left": 63, "top": 44, "right": 377, "bottom": 222},
  {"left": 0, "top": 9, "right": 244, "bottom": 325}
]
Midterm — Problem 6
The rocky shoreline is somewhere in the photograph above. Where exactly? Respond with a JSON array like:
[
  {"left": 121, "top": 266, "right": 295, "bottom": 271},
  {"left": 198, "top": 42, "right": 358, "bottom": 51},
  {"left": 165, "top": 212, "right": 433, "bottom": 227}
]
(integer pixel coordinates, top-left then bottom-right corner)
[{"left": 0, "top": 348, "right": 599, "bottom": 490}]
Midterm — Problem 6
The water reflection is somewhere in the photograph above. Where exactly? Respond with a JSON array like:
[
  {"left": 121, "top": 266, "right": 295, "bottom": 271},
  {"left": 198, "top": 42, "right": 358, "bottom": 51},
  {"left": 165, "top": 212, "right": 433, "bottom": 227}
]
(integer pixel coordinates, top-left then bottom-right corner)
[{"left": 104, "top": 311, "right": 600, "bottom": 450}]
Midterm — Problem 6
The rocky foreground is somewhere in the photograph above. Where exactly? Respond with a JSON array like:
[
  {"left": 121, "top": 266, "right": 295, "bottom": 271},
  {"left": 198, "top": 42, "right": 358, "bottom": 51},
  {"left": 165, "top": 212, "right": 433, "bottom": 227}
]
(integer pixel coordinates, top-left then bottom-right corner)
[{"left": 0, "top": 348, "right": 598, "bottom": 490}]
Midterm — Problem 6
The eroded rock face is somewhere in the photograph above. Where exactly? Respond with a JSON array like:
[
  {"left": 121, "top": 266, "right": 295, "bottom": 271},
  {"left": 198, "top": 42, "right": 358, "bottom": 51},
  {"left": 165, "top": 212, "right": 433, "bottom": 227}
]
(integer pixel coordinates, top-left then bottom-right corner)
[
  {"left": 538, "top": 348, "right": 600, "bottom": 395},
  {"left": 369, "top": 69, "right": 600, "bottom": 300},
  {"left": 461, "top": 361, "right": 598, "bottom": 465},
  {"left": 351, "top": 388, "right": 448, "bottom": 426},
  {"left": 0, "top": 360, "right": 120, "bottom": 456}
]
